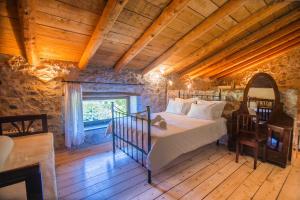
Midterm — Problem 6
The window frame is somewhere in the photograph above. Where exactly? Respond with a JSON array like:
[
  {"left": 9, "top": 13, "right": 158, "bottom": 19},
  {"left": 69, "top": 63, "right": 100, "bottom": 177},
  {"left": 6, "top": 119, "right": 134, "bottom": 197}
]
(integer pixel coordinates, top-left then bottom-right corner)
[{"left": 82, "top": 96, "right": 130, "bottom": 126}]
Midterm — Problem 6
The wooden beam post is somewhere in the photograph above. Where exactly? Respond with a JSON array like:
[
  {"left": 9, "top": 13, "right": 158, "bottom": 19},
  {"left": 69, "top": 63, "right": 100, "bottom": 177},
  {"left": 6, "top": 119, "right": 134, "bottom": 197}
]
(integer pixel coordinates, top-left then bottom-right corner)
[
  {"left": 114, "top": 0, "right": 191, "bottom": 73},
  {"left": 141, "top": 0, "right": 247, "bottom": 75},
  {"left": 18, "top": 0, "right": 40, "bottom": 66},
  {"left": 78, "top": 0, "right": 128, "bottom": 70},
  {"left": 197, "top": 24, "right": 300, "bottom": 77},
  {"left": 201, "top": 29, "right": 300, "bottom": 78},
  {"left": 212, "top": 38, "right": 300, "bottom": 79},
  {"left": 175, "top": 1, "right": 293, "bottom": 75}
]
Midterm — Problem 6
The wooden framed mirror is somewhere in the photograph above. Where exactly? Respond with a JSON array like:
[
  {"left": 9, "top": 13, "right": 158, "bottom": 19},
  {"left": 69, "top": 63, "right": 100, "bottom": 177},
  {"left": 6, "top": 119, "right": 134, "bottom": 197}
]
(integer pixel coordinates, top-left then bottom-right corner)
[
  {"left": 237, "top": 72, "right": 294, "bottom": 167},
  {"left": 241, "top": 72, "right": 281, "bottom": 124}
]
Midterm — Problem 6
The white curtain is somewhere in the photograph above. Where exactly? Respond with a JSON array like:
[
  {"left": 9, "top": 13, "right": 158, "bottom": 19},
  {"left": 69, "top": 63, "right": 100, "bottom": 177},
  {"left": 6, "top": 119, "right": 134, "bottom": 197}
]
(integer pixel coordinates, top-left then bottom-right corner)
[{"left": 64, "top": 83, "right": 85, "bottom": 148}]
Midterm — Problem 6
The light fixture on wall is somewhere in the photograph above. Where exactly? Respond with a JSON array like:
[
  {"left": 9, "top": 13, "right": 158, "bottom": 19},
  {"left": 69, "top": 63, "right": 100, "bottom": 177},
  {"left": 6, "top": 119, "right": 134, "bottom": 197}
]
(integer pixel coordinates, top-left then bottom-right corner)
[
  {"left": 159, "top": 66, "right": 165, "bottom": 75},
  {"left": 168, "top": 80, "right": 173, "bottom": 86},
  {"left": 186, "top": 77, "right": 193, "bottom": 90},
  {"left": 147, "top": 71, "right": 162, "bottom": 83}
]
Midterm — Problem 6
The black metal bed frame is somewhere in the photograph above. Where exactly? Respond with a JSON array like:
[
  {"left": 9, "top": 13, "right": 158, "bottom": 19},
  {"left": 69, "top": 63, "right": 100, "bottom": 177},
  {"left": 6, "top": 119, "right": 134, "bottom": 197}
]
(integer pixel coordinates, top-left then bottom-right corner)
[
  {"left": 178, "top": 90, "right": 222, "bottom": 101},
  {"left": 111, "top": 102, "right": 152, "bottom": 183},
  {"left": 111, "top": 91, "right": 222, "bottom": 184}
]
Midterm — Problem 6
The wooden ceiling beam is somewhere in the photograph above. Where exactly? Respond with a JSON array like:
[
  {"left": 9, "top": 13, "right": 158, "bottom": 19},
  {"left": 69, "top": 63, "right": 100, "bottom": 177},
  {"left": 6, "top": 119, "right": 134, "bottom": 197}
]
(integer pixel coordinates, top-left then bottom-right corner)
[
  {"left": 141, "top": 0, "right": 247, "bottom": 75},
  {"left": 114, "top": 0, "right": 191, "bottom": 73},
  {"left": 200, "top": 30, "right": 300, "bottom": 78},
  {"left": 78, "top": 0, "right": 128, "bottom": 70},
  {"left": 192, "top": 22, "right": 300, "bottom": 78},
  {"left": 175, "top": 1, "right": 293, "bottom": 75},
  {"left": 18, "top": 0, "right": 40, "bottom": 66},
  {"left": 211, "top": 38, "right": 300, "bottom": 79}
]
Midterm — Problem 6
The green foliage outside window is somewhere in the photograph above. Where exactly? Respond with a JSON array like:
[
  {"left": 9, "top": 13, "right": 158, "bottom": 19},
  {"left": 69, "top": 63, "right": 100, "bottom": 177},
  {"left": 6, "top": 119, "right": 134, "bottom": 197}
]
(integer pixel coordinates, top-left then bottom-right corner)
[{"left": 83, "top": 99, "right": 127, "bottom": 122}]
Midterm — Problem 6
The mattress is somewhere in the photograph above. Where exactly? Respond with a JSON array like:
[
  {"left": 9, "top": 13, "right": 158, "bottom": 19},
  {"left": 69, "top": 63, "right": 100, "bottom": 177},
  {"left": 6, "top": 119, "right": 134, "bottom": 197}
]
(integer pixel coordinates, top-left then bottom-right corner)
[
  {"left": 111, "top": 112, "right": 227, "bottom": 171},
  {"left": 0, "top": 133, "right": 58, "bottom": 200}
]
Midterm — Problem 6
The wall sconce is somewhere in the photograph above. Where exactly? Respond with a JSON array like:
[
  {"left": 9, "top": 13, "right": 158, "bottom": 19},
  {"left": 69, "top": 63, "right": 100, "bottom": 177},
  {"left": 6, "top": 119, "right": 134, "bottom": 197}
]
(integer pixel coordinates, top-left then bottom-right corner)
[
  {"left": 186, "top": 77, "right": 193, "bottom": 90},
  {"left": 168, "top": 80, "right": 173, "bottom": 86},
  {"left": 159, "top": 66, "right": 165, "bottom": 75}
]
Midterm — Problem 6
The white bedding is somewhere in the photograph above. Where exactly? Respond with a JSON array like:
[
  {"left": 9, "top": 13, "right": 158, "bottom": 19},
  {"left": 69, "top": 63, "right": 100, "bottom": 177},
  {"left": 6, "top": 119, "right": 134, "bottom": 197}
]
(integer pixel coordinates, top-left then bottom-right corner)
[
  {"left": 110, "top": 112, "right": 227, "bottom": 171},
  {"left": 0, "top": 133, "right": 58, "bottom": 200}
]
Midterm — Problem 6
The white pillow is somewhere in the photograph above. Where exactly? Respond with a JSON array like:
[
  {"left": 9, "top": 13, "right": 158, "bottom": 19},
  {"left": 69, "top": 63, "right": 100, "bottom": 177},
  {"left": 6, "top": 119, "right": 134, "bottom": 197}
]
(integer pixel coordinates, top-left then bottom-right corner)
[
  {"left": 196, "top": 100, "right": 226, "bottom": 119},
  {"left": 175, "top": 98, "right": 197, "bottom": 114},
  {"left": 210, "top": 101, "right": 226, "bottom": 119},
  {"left": 187, "top": 103, "right": 214, "bottom": 120},
  {"left": 0, "top": 136, "right": 14, "bottom": 169},
  {"left": 166, "top": 99, "right": 184, "bottom": 115}
]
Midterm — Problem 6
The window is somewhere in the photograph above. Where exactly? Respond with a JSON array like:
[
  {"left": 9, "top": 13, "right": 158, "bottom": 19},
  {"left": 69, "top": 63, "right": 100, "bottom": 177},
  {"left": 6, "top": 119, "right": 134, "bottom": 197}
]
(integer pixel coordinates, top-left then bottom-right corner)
[{"left": 83, "top": 98, "right": 129, "bottom": 126}]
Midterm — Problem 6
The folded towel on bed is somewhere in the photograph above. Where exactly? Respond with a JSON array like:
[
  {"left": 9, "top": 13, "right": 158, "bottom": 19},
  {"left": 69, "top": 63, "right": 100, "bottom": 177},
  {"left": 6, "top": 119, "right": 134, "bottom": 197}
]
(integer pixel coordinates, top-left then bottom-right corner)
[{"left": 151, "top": 115, "right": 167, "bottom": 129}]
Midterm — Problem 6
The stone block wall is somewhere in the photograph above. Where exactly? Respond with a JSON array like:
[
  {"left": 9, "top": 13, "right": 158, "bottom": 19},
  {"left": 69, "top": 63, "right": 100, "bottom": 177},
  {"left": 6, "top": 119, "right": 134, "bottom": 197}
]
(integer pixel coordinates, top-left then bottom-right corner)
[
  {"left": 0, "top": 55, "right": 167, "bottom": 149},
  {"left": 78, "top": 67, "right": 167, "bottom": 113}
]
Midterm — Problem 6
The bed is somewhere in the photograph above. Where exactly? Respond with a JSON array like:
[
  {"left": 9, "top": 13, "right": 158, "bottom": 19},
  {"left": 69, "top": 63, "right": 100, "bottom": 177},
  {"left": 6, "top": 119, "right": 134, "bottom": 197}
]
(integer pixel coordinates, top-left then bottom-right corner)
[{"left": 111, "top": 91, "right": 227, "bottom": 183}]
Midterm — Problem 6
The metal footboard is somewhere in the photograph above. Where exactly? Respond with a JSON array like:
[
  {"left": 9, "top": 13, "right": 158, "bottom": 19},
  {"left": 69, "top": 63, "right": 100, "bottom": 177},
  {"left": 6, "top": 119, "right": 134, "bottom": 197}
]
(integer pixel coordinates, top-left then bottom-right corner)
[{"left": 111, "top": 102, "right": 152, "bottom": 184}]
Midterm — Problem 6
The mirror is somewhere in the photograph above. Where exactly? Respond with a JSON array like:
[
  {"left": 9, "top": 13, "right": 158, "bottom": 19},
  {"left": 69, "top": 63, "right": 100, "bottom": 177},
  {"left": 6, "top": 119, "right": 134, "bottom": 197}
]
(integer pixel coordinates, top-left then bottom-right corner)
[{"left": 242, "top": 73, "right": 280, "bottom": 123}]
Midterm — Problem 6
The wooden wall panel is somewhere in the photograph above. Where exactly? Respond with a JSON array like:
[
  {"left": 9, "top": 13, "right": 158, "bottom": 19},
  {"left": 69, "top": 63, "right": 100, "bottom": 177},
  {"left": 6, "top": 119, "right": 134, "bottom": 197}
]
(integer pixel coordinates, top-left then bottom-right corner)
[
  {"left": 125, "top": 0, "right": 162, "bottom": 19},
  {"left": 117, "top": 9, "right": 153, "bottom": 30},
  {"left": 229, "top": 5, "right": 251, "bottom": 21},
  {"left": 0, "top": 0, "right": 18, "bottom": 18},
  {"left": 176, "top": 7, "right": 205, "bottom": 28},
  {"left": 0, "top": 16, "right": 22, "bottom": 56},
  {"left": 188, "top": 0, "right": 218, "bottom": 17},
  {"left": 217, "top": 15, "right": 238, "bottom": 30},
  {"left": 58, "top": 0, "right": 106, "bottom": 14},
  {"left": 149, "top": 0, "right": 171, "bottom": 8},
  {"left": 110, "top": 21, "right": 144, "bottom": 39},
  {"left": 36, "top": 0, "right": 100, "bottom": 26},
  {"left": 36, "top": 37, "right": 83, "bottom": 61},
  {"left": 244, "top": 0, "right": 266, "bottom": 13},
  {"left": 35, "top": 11, "right": 94, "bottom": 35},
  {"left": 35, "top": 25, "right": 90, "bottom": 44}
]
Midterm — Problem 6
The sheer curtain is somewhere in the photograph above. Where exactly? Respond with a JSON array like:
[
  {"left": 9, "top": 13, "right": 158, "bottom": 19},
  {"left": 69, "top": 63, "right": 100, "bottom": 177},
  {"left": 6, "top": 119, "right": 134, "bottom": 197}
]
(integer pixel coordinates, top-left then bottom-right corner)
[{"left": 64, "top": 83, "right": 85, "bottom": 148}]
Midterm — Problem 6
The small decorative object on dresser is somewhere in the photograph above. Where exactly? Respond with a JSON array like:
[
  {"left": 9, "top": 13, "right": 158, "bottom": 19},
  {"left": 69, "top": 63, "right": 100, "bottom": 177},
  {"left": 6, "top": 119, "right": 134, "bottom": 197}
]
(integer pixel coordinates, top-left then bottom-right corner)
[{"left": 233, "top": 72, "right": 294, "bottom": 168}]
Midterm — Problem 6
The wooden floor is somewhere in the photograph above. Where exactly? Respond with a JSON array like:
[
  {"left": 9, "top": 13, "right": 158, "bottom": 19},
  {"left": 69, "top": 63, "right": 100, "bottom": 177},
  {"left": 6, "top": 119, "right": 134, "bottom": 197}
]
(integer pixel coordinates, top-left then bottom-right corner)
[{"left": 55, "top": 143, "right": 300, "bottom": 200}]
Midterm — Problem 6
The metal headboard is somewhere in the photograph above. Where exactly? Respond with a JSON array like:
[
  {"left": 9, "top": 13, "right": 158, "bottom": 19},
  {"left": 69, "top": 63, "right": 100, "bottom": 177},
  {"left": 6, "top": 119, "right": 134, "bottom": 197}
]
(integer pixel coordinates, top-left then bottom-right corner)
[{"left": 178, "top": 90, "right": 222, "bottom": 101}]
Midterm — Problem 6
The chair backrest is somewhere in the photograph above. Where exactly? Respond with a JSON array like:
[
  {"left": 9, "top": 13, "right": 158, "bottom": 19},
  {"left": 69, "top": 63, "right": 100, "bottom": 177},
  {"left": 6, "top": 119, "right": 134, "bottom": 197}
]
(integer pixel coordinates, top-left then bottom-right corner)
[
  {"left": 237, "top": 113, "right": 259, "bottom": 138},
  {"left": 0, "top": 114, "right": 48, "bottom": 137}
]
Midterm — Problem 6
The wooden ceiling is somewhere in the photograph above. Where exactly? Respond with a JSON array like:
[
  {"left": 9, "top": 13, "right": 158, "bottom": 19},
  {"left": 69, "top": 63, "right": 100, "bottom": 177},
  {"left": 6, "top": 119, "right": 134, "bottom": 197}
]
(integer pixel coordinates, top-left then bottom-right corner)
[{"left": 0, "top": 0, "right": 299, "bottom": 79}]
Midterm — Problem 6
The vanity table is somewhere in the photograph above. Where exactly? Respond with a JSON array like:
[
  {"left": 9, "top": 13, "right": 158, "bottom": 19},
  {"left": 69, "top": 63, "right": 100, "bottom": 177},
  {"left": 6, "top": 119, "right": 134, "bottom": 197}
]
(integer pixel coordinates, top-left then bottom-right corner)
[{"left": 232, "top": 73, "right": 294, "bottom": 168}]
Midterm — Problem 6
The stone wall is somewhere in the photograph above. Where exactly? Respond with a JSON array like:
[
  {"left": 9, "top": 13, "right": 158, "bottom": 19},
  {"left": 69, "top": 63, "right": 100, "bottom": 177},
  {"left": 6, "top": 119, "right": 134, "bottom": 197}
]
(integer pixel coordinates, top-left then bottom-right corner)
[
  {"left": 0, "top": 55, "right": 167, "bottom": 148},
  {"left": 78, "top": 67, "right": 167, "bottom": 113},
  {"left": 0, "top": 56, "right": 72, "bottom": 148},
  {"left": 167, "top": 73, "right": 216, "bottom": 91}
]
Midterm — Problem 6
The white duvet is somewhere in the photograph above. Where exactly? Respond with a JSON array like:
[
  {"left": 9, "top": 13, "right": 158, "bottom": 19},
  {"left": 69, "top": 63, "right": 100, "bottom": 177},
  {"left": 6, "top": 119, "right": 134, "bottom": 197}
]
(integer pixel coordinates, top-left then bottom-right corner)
[{"left": 111, "top": 112, "right": 227, "bottom": 171}]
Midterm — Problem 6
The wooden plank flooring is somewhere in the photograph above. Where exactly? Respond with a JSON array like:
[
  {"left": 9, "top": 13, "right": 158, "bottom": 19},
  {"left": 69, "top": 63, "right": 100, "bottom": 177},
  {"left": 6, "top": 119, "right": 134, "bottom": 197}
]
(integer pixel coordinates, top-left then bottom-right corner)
[{"left": 55, "top": 143, "right": 300, "bottom": 200}]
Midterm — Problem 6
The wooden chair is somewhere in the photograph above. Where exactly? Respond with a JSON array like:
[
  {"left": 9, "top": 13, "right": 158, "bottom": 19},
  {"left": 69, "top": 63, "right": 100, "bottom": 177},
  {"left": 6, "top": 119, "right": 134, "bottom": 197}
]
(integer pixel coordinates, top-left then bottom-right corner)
[{"left": 236, "top": 113, "right": 267, "bottom": 169}]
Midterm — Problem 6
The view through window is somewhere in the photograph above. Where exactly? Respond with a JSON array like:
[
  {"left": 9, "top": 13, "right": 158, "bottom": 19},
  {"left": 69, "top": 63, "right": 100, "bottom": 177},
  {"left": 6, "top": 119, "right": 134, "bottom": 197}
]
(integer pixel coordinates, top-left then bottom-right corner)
[{"left": 83, "top": 98, "right": 128, "bottom": 124}]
